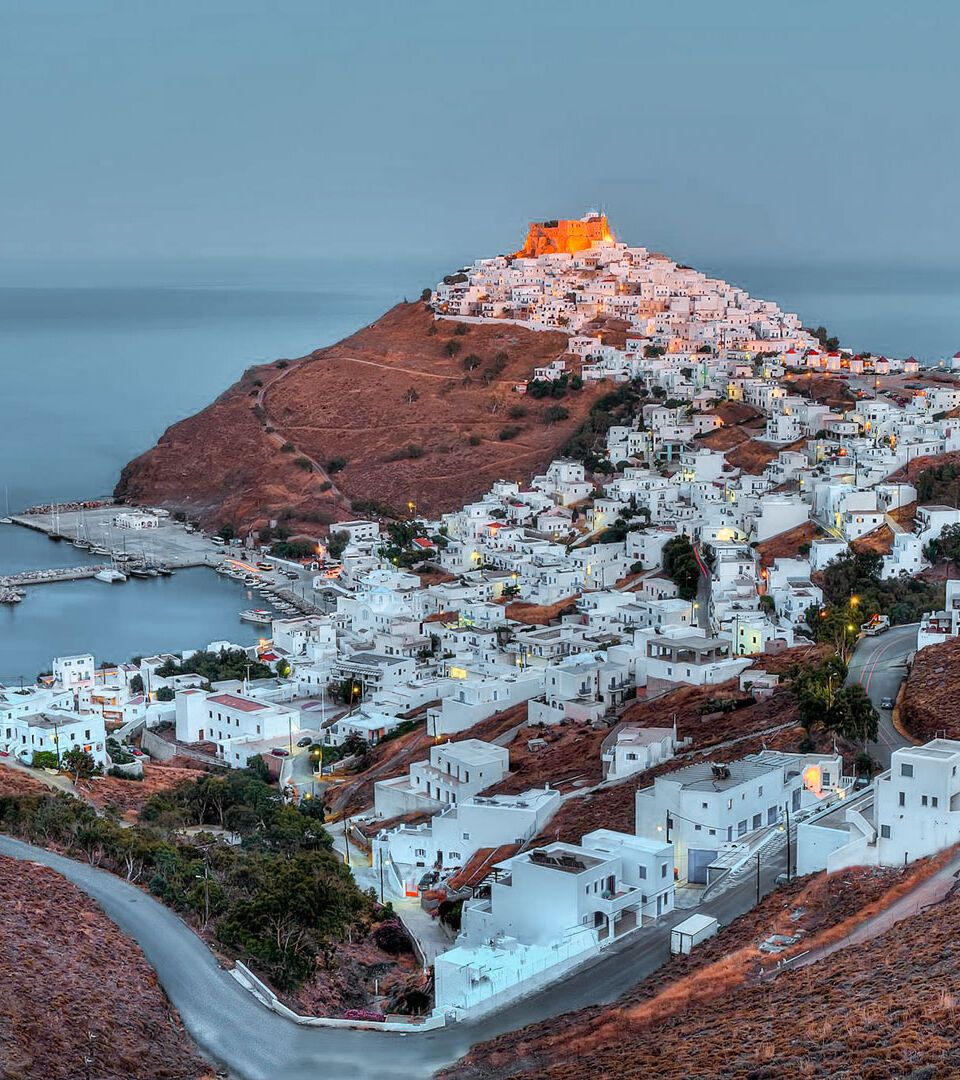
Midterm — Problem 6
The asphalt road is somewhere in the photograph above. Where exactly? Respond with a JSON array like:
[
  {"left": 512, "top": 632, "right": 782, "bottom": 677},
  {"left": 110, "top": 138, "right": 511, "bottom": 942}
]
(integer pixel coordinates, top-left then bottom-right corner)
[
  {"left": 847, "top": 622, "right": 917, "bottom": 768},
  {"left": 0, "top": 834, "right": 791, "bottom": 1080}
]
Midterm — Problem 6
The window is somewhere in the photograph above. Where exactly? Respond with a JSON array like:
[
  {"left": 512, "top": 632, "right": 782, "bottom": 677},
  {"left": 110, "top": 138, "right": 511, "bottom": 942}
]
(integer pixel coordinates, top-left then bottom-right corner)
[
  {"left": 637, "top": 865, "right": 647, "bottom": 879},
  {"left": 933, "top": 796, "right": 939, "bottom": 808},
  {"left": 702, "top": 801, "right": 708, "bottom": 809},
  {"left": 694, "top": 824, "right": 701, "bottom": 831},
  {"left": 758, "top": 786, "right": 763, "bottom": 797},
  {"left": 415, "top": 848, "right": 426, "bottom": 858},
  {"left": 661, "top": 863, "right": 667, "bottom": 878},
  {"left": 449, "top": 851, "right": 461, "bottom": 861},
  {"left": 709, "top": 829, "right": 716, "bottom": 836},
  {"left": 880, "top": 825, "right": 891, "bottom": 839},
  {"left": 901, "top": 763, "right": 914, "bottom": 778},
  {"left": 752, "top": 814, "right": 761, "bottom": 830},
  {"left": 462, "top": 832, "right": 470, "bottom": 841},
  {"left": 737, "top": 820, "right": 747, "bottom": 836},
  {"left": 726, "top": 798, "right": 733, "bottom": 810}
]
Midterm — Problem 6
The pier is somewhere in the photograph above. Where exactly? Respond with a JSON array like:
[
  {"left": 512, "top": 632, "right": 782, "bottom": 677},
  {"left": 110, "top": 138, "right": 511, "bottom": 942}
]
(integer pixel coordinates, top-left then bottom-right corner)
[{"left": 1, "top": 566, "right": 106, "bottom": 587}]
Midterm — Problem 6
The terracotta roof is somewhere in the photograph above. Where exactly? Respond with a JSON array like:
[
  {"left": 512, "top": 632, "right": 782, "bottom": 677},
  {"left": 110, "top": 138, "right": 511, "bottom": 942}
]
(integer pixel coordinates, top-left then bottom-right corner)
[
  {"left": 446, "top": 844, "right": 522, "bottom": 892},
  {"left": 206, "top": 693, "right": 265, "bottom": 713}
]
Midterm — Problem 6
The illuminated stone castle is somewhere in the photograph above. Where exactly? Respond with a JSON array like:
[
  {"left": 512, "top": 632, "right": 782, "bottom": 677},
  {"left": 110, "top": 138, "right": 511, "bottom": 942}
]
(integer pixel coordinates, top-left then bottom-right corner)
[{"left": 511, "top": 212, "right": 614, "bottom": 258}]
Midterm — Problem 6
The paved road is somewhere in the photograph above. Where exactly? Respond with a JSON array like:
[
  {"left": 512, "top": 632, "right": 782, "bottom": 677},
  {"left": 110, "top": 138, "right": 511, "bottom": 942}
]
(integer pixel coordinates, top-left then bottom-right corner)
[
  {"left": 847, "top": 622, "right": 917, "bottom": 768},
  {"left": 0, "top": 834, "right": 791, "bottom": 1080}
]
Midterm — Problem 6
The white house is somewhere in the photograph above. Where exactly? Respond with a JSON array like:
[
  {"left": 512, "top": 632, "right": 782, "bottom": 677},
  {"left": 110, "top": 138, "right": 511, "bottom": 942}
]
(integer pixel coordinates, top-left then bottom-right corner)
[
  {"left": 797, "top": 739, "right": 960, "bottom": 875},
  {"left": 52, "top": 654, "right": 96, "bottom": 689},
  {"left": 373, "top": 787, "right": 560, "bottom": 878},
  {"left": 601, "top": 724, "right": 676, "bottom": 780},
  {"left": 175, "top": 688, "right": 300, "bottom": 766},
  {"left": 435, "top": 831, "right": 673, "bottom": 1017},
  {"left": 2, "top": 708, "right": 108, "bottom": 767},
  {"left": 374, "top": 739, "right": 510, "bottom": 818},
  {"left": 636, "top": 751, "right": 844, "bottom": 883}
]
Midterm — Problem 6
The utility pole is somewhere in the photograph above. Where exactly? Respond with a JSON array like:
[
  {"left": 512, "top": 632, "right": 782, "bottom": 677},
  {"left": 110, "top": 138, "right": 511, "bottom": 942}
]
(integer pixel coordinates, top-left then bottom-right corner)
[
  {"left": 785, "top": 806, "right": 792, "bottom": 881},
  {"left": 756, "top": 850, "right": 762, "bottom": 905},
  {"left": 343, "top": 816, "right": 351, "bottom": 867},
  {"left": 379, "top": 854, "right": 385, "bottom": 904}
]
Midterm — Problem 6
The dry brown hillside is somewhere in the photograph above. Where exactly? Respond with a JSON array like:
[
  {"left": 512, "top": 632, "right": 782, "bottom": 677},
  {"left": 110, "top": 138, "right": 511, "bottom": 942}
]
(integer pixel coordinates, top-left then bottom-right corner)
[
  {"left": 0, "top": 855, "right": 213, "bottom": 1080},
  {"left": 116, "top": 302, "right": 603, "bottom": 532}
]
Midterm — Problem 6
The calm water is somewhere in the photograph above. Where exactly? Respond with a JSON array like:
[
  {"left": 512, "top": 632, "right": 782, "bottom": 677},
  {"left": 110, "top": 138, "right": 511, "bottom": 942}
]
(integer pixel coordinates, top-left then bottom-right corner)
[
  {"left": 0, "top": 256, "right": 440, "bottom": 671},
  {"left": 0, "top": 254, "right": 956, "bottom": 670},
  {"left": 0, "top": 539, "right": 271, "bottom": 682}
]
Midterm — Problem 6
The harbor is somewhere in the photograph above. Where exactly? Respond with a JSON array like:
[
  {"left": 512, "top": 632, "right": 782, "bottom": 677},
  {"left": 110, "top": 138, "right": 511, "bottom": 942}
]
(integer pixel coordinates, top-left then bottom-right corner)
[{"left": 0, "top": 506, "right": 325, "bottom": 677}]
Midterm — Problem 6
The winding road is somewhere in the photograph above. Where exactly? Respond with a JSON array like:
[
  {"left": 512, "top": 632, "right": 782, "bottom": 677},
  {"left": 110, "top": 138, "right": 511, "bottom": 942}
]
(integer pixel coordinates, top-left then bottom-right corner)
[
  {"left": 0, "top": 833, "right": 794, "bottom": 1080},
  {"left": 847, "top": 622, "right": 918, "bottom": 767}
]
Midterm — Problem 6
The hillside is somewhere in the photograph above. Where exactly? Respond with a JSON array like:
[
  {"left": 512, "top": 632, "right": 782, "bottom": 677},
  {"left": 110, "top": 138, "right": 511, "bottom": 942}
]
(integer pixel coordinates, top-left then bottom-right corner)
[
  {"left": 447, "top": 856, "right": 960, "bottom": 1080},
  {"left": 116, "top": 302, "right": 602, "bottom": 532},
  {"left": 0, "top": 855, "right": 213, "bottom": 1080},
  {"left": 900, "top": 634, "right": 960, "bottom": 741}
]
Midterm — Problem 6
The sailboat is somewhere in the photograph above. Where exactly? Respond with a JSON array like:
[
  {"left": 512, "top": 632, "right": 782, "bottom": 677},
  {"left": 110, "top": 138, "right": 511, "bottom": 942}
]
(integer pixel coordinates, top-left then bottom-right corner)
[
  {"left": 0, "top": 486, "right": 12, "bottom": 525},
  {"left": 49, "top": 504, "right": 64, "bottom": 541},
  {"left": 72, "top": 506, "right": 91, "bottom": 549}
]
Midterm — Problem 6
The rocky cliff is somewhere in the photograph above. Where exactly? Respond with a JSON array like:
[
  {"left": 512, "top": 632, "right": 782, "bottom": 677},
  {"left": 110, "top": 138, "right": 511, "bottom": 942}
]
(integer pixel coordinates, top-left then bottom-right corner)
[{"left": 116, "top": 302, "right": 602, "bottom": 533}]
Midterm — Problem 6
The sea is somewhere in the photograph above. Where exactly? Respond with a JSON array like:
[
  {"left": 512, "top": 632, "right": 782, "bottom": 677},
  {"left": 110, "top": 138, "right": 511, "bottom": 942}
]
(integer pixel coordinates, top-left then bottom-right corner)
[{"left": 0, "top": 255, "right": 957, "bottom": 676}]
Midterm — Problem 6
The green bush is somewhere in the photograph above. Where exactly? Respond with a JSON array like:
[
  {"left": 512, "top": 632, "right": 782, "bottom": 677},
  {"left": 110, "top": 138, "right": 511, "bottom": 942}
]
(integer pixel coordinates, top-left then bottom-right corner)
[
  {"left": 499, "top": 425, "right": 521, "bottom": 441},
  {"left": 31, "top": 750, "right": 59, "bottom": 769},
  {"left": 293, "top": 457, "right": 313, "bottom": 471},
  {"left": 327, "top": 458, "right": 346, "bottom": 474}
]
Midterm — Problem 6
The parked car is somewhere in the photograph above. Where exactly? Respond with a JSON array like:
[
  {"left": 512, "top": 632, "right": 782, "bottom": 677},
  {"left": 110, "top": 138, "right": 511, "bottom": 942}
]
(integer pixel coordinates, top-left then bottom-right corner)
[
  {"left": 296, "top": 735, "right": 313, "bottom": 748},
  {"left": 853, "top": 776, "right": 871, "bottom": 790},
  {"left": 880, "top": 696, "right": 894, "bottom": 709},
  {"left": 270, "top": 747, "right": 289, "bottom": 757}
]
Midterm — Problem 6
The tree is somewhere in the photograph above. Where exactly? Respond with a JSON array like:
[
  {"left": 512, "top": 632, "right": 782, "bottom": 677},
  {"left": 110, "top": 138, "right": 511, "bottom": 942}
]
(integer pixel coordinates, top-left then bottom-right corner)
[
  {"left": 61, "top": 747, "right": 100, "bottom": 783},
  {"left": 155, "top": 686, "right": 175, "bottom": 702},
  {"left": 129, "top": 674, "right": 144, "bottom": 694},
  {"left": 826, "top": 685, "right": 879, "bottom": 744},
  {"left": 543, "top": 405, "right": 570, "bottom": 424},
  {"left": 661, "top": 535, "right": 700, "bottom": 601}
]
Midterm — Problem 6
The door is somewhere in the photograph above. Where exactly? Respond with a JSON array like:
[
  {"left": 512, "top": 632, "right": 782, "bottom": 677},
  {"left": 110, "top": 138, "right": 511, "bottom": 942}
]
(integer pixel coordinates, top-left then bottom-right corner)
[{"left": 687, "top": 848, "right": 716, "bottom": 884}]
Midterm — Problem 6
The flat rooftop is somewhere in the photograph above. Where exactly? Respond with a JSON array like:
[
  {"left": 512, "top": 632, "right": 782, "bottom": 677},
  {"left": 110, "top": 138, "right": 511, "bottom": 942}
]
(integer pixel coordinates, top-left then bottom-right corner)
[{"left": 651, "top": 758, "right": 782, "bottom": 792}]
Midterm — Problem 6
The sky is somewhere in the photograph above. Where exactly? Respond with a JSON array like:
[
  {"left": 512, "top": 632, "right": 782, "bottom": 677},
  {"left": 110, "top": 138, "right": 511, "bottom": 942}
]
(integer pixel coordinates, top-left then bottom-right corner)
[{"left": 2, "top": 0, "right": 959, "bottom": 268}]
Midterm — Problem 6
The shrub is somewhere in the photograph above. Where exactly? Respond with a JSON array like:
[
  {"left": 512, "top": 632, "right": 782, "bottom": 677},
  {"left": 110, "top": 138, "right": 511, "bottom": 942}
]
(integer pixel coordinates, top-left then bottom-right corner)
[
  {"left": 462, "top": 353, "right": 481, "bottom": 370},
  {"left": 280, "top": 442, "right": 295, "bottom": 453},
  {"left": 327, "top": 458, "right": 346, "bottom": 474},
  {"left": 319, "top": 480, "right": 333, "bottom": 492},
  {"left": 453, "top": 323, "right": 468, "bottom": 336},
  {"left": 499, "top": 426, "right": 521, "bottom": 441},
  {"left": 275, "top": 359, "right": 289, "bottom": 369},
  {"left": 293, "top": 457, "right": 313, "bottom": 471},
  {"left": 444, "top": 340, "right": 462, "bottom": 357},
  {"left": 31, "top": 751, "right": 59, "bottom": 769},
  {"left": 107, "top": 767, "right": 143, "bottom": 780},
  {"left": 420, "top": 287, "right": 432, "bottom": 302},
  {"left": 406, "top": 444, "right": 424, "bottom": 459},
  {"left": 468, "top": 434, "right": 482, "bottom": 446},
  {"left": 543, "top": 405, "right": 570, "bottom": 424},
  {"left": 509, "top": 404, "right": 528, "bottom": 419},
  {"left": 156, "top": 686, "right": 175, "bottom": 702}
]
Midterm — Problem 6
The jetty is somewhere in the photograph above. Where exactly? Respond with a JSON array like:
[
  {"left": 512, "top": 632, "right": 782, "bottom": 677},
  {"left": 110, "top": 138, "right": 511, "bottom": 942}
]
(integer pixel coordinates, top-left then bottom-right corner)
[{"left": 1, "top": 566, "right": 106, "bottom": 587}]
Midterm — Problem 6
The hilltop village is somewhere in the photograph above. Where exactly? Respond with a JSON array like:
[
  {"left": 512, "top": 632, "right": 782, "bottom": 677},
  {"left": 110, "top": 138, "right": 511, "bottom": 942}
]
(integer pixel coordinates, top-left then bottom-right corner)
[{"left": 9, "top": 216, "right": 960, "bottom": 1037}]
